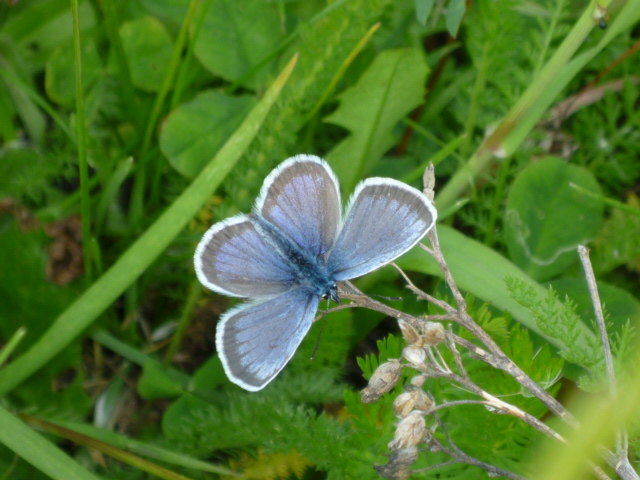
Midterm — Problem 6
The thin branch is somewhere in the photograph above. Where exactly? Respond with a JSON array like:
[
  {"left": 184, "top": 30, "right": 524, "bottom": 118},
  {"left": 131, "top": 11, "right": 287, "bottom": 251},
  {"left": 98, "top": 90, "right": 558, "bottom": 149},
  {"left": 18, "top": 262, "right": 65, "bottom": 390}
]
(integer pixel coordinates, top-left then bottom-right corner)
[
  {"left": 577, "top": 246, "right": 616, "bottom": 394},
  {"left": 417, "top": 411, "right": 528, "bottom": 480},
  {"left": 355, "top": 229, "right": 628, "bottom": 479},
  {"left": 578, "top": 245, "right": 636, "bottom": 479},
  {"left": 423, "top": 369, "right": 568, "bottom": 445},
  {"left": 423, "top": 228, "right": 467, "bottom": 311},
  {"left": 444, "top": 327, "right": 469, "bottom": 379}
]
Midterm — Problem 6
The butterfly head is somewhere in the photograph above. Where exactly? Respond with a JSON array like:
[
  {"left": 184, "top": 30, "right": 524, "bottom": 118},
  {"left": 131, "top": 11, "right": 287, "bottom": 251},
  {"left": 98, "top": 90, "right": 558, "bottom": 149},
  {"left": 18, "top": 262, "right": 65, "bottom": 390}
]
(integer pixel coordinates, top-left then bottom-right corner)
[{"left": 322, "top": 282, "right": 340, "bottom": 305}]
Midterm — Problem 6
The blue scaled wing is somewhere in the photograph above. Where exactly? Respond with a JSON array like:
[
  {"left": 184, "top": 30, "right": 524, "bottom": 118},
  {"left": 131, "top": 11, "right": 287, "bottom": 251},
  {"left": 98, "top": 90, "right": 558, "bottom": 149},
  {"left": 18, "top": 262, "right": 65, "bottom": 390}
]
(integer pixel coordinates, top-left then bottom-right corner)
[
  {"left": 328, "top": 178, "right": 437, "bottom": 281},
  {"left": 216, "top": 287, "right": 319, "bottom": 391},
  {"left": 255, "top": 155, "right": 342, "bottom": 259},
  {"left": 194, "top": 214, "right": 296, "bottom": 298}
]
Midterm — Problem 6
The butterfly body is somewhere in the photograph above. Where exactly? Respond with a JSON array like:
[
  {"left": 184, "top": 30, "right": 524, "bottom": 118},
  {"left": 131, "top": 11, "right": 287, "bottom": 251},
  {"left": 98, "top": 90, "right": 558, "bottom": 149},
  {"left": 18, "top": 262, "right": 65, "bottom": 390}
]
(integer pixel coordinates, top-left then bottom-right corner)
[
  {"left": 249, "top": 212, "right": 339, "bottom": 303},
  {"left": 195, "top": 155, "right": 437, "bottom": 391}
]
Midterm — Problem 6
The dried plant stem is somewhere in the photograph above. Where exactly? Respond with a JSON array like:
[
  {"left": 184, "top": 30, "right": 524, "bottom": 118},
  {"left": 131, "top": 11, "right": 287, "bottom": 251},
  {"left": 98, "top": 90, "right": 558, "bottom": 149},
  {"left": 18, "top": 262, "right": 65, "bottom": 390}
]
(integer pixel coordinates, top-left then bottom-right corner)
[
  {"left": 577, "top": 246, "right": 616, "bottom": 395},
  {"left": 578, "top": 246, "right": 637, "bottom": 480},
  {"left": 339, "top": 287, "right": 568, "bottom": 440},
  {"left": 351, "top": 226, "right": 638, "bottom": 479},
  {"left": 426, "top": 229, "right": 578, "bottom": 426}
]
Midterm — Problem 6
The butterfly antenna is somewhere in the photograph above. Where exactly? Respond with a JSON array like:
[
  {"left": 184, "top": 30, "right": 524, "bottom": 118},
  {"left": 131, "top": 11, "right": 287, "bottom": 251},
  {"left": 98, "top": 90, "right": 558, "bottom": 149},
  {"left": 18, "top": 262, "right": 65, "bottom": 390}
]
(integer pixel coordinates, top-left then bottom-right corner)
[
  {"left": 310, "top": 311, "right": 330, "bottom": 361},
  {"left": 368, "top": 293, "right": 403, "bottom": 302},
  {"left": 340, "top": 281, "right": 401, "bottom": 302}
]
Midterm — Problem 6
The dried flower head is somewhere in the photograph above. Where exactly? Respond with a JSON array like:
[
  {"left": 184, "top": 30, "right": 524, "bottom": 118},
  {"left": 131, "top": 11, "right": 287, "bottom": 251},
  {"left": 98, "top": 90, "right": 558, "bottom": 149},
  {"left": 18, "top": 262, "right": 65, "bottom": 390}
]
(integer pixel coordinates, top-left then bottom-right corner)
[
  {"left": 422, "top": 322, "right": 445, "bottom": 345},
  {"left": 410, "top": 375, "right": 426, "bottom": 388},
  {"left": 402, "top": 345, "right": 426, "bottom": 367},
  {"left": 375, "top": 446, "right": 418, "bottom": 480},
  {"left": 393, "top": 392, "right": 415, "bottom": 418},
  {"left": 393, "top": 388, "right": 434, "bottom": 418},
  {"left": 361, "top": 359, "right": 402, "bottom": 404},
  {"left": 398, "top": 319, "right": 420, "bottom": 345},
  {"left": 413, "top": 389, "right": 434, "bottom": 413},
  {"left": 388, "top": 411, "right": 426, "bottom": 451}
]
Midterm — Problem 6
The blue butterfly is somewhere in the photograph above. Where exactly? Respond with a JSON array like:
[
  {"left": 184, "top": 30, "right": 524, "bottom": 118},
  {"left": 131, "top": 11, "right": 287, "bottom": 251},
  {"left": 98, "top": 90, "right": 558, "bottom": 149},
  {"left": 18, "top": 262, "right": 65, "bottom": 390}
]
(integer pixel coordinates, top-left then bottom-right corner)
[{"left": 194, "top": 155, "right": 437, "bottom": 391}]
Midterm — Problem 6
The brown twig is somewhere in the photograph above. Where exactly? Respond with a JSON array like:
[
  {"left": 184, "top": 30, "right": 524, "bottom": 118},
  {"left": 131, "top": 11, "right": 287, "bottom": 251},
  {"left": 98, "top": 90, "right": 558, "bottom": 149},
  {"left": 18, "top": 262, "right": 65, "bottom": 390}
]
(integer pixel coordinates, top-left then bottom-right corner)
[
  {"left": 578, "top": 246, "right": 637, "bottom": 480},
  {"left": 356, "top": 225, "right": 628, "bottom": 479}
]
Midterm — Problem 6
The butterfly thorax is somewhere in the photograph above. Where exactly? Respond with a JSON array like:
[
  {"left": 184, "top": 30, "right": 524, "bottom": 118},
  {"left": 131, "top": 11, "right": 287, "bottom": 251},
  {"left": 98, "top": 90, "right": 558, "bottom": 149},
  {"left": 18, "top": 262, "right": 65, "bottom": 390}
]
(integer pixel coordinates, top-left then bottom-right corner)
[{"left": 249, "top": 213, "right": 339, "bottom": 303}]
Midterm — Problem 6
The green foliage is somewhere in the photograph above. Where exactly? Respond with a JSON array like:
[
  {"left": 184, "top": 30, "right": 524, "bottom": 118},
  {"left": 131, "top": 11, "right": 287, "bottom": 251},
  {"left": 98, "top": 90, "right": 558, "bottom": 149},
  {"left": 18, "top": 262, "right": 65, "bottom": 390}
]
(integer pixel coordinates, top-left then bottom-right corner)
[
  {"left": 118, "top": 16, "right": 174, "bottom": 93},
  {"left": 357, "top": 334, "right": 404, "bottom": 379},
  {"left": 0, "top": 219, "right": 89, "bottom": 416},
  {"left": 550, "top": 278, "right": 640, "bottom": 338},
  {"left": 163, "top": 373, "right": 378, "bottom": 479},
  {"left": 0, "top": 0, "right": 639, "bottom": 478},
  {"left": 160, "top": 91, "right": 257, "bottom": 178},
  {"left": 326, "top": 48, "right": 429, "bottom": 192},
  {"left": 45, "top": 39, "right": 101, "bottom": 106},
  {"left": 504, "top": 156, "right": 604, "bottom": 281},
  {"left": 592, "top": 193, "right": 640, "bottom": 275},
  {"left": 216, "top": 0, "right": 394, "bottom": 218},
  {"left": 0, "top": 148, "right": 75, "bottom": 207},
  {"left": 506, "top": 276, "right": 603, "bottom": 369}
]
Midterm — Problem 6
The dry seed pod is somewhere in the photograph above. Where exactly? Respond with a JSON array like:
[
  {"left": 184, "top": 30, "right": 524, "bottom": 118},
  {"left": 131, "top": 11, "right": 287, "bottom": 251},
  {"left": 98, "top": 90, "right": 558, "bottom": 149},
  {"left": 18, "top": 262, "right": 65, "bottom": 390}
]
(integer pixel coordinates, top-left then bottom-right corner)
[
  {"left": 375, "top": 446, "right": 418, "bottom": 480},
  {"left": 388, "top": 411, "right": 426, "bottom": 451},
  {"left": 393, "top": 388, "right": 434, "bottom": 418},
  {"left": 422, "top": 162, "right": 436, "bottom": 203},
  {"left": 402, "top": 345, "right": 426, "bottom": 367},
  {"left": 393, "top": 392, "right": 416, "bottom": 418},
  {"left": 361, "top": 359, "right": 402, "bottom": 404},
  {"left": 413, "top": 389, "right": 434, "bottom": 412},
  {"left": 410, "top": 375, "right": 426, "bottom": 388},
  {"left": 422, "top": 322, "right": 445, "bottom": 345},
  {"left": 398, "top": 319, "right": 420, "bottom": 345}
]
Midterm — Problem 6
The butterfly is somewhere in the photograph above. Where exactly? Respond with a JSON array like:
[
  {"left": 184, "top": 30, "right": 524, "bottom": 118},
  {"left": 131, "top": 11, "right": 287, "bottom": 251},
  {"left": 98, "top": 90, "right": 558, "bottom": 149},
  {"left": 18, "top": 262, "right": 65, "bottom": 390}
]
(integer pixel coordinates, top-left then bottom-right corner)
[{"left": 194, "top": 155, "right": 437, "bottom": 391}]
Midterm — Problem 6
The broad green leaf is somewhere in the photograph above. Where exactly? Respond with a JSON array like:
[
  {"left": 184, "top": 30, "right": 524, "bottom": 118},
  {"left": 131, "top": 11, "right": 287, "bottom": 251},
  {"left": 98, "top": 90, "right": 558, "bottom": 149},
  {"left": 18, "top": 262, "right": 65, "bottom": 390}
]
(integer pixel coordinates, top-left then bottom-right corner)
[
  {"left": 396, "top": 225, "right": 597, "bottom": 350},
  {"left": 193, "top": 0, "right": 282, "bottom": 89},
  {"left": 119, "top": 16, "right": 173, "bottom": 93},
  {"left": 139, "top": 0, "right": 189, "bottom": 25},
  {"left": 414, "top": 0, "right": 435, "bottom": 25},
  {"left": 160, "top": 91, "right": 257, "bottom": 178},
  {"left": 504, "top": 157, "right": 603, "bottom": 281},
  {"left": 45, "top": 40, "right": 101, "bottom": 106},
  {"left": 446, "top": 0, "right": 466, "bottom": 38},
  {"left": 325, "top": 49, "right": 428, "bottom": 193}
]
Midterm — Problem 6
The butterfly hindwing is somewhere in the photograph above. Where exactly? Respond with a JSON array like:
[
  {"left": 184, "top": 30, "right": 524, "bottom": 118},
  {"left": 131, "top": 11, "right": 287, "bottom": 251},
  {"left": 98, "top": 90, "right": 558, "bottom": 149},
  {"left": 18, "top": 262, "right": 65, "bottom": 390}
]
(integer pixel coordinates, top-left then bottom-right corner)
[{"left": 216, "top": 288, "right": 319, "bottom": 391}]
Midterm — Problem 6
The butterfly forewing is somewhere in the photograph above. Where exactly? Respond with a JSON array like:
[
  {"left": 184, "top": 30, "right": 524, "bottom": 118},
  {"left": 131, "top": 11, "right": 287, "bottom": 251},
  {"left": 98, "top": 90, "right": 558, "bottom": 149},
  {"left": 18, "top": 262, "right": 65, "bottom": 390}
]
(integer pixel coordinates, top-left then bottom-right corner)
[
  {"left": 328, "top": 178, "right": 437, "bottom": 281},
  {"left": 256, "top": 155, "right": 342, "bottom": 259},
  {"left": 216, "top": 288, "right": 319, "bottom": 391},
  {"left": 194, "top": 215, "right": 297, "bottom": 298}
]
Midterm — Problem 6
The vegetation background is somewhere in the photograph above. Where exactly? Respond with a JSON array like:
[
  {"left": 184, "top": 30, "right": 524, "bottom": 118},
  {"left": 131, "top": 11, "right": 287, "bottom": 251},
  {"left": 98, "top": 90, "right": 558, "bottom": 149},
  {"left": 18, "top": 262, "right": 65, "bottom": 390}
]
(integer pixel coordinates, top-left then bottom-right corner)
[{"left": 0, "top": 0, "right": 639, "bottom": 478}]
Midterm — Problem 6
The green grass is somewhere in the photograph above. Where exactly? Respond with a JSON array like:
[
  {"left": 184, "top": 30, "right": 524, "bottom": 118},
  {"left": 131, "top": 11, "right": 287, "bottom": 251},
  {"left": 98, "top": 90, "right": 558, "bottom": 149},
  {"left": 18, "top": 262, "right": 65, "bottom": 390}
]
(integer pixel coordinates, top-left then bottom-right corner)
[{"left": 0, "top": 0, "right": 639, "bottom": 478}]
